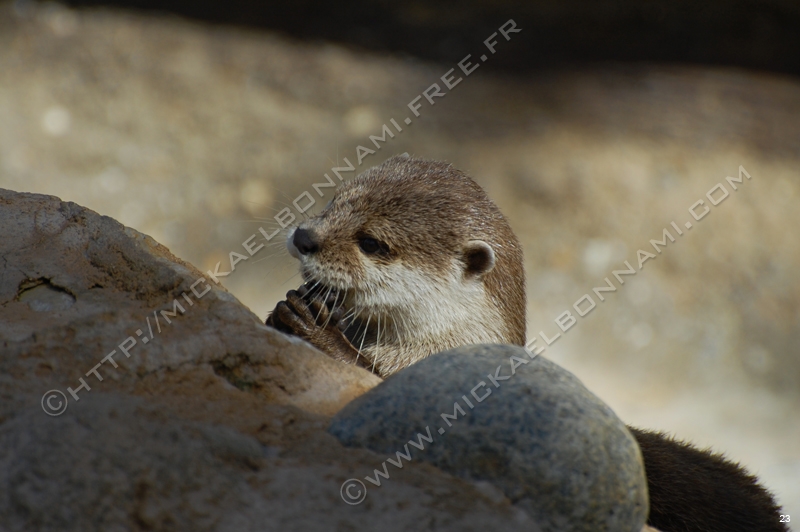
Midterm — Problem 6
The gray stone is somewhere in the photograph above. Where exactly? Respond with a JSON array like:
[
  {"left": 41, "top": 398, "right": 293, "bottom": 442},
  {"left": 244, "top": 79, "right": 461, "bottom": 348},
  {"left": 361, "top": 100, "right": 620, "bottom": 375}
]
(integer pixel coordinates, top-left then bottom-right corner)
[{"left": 329, "top": 344, "right": 649, "bottom": 532}]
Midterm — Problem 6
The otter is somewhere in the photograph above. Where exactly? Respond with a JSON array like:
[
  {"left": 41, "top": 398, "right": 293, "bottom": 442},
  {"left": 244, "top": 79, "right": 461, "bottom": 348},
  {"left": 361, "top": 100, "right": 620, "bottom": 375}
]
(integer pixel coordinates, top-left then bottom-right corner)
[
  {"left": 266, "top": 154, "right": 788, "bottom": 532},
  {"left": 268, "top": 153, "right": 525, "bottom": 377}
]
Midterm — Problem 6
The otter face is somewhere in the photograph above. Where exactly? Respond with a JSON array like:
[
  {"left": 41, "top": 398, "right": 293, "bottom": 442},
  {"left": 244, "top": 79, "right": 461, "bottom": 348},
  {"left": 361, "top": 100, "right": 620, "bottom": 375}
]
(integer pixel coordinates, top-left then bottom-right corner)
[
  {"left": 283, "top": 155, "right": 526, "bottom": 371},
  {"left": 286, "top": 221, "right": 496, "bottom": 316}
]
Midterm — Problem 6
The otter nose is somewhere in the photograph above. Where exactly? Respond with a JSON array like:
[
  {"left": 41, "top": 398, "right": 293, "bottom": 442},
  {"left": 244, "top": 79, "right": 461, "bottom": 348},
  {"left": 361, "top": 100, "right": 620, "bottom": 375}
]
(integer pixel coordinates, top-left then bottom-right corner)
[{"left": 293, "top": 228, "right": 319, "bottom": 255}]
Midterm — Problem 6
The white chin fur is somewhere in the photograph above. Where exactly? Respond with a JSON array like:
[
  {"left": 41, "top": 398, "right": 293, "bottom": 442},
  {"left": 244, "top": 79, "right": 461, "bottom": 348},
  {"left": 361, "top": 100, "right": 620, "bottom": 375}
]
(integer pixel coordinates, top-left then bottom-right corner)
[{"left": 286, "top": 227, "right": 300, "bottom": 260}]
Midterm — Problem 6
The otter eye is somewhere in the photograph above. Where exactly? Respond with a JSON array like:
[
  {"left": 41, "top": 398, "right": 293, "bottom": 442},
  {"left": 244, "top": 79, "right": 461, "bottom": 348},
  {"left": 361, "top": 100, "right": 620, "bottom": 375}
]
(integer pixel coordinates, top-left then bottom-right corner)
[
  {"left": 358, "top": 237, "right": 380, "bottom": 254},
  {"left": 358, "top": 236, "right": 387, "bottom": 255}
]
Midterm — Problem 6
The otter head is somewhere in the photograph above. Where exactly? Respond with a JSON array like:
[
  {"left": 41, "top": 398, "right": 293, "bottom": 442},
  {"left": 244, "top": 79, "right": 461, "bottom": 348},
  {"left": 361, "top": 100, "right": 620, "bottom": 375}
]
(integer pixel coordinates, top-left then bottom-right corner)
[{"left": 286, "top": 154, "right": 526, "bottom": 374}]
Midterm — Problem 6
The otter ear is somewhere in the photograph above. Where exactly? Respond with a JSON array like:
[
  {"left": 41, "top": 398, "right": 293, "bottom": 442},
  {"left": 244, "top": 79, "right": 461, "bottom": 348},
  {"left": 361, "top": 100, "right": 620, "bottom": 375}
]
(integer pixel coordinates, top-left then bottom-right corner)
[{"left": 463, "top": 240, "right": 496, "bottom": 278}]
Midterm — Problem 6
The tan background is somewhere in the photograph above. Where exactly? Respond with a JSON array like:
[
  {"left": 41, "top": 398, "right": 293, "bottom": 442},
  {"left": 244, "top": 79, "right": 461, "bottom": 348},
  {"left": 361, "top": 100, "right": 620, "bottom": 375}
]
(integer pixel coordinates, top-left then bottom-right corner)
[{"left": 1, "top": 3, "right": 798, "bottom": 522}]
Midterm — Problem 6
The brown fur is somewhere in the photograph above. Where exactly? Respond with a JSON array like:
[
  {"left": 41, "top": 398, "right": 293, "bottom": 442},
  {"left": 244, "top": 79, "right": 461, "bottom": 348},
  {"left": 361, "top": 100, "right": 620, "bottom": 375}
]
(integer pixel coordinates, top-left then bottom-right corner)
[
  {"left": 322, "top": 155, "right": 527, "bottom": 346},
  {"left": 267, "top": 155, "right": 788, "bottom": 531},
  {"left": 268, "top": 155, "right": 525, "bottom": 376},
  {"left": 631, "top": 429, "right": 787, "bottom": 532}
]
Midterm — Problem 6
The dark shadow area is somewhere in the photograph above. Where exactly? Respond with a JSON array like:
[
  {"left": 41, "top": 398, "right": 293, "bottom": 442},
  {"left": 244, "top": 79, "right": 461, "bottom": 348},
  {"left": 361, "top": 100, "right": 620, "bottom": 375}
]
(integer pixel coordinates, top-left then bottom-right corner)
[{"left": 61, "top": 0, "right": 800, "bottom": 76}]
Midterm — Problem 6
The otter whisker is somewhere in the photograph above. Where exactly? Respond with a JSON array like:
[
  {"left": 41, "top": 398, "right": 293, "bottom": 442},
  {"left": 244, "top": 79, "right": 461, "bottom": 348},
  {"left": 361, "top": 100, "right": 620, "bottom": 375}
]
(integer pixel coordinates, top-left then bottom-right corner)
[
  {"left": 280, "top": 269, "right": 305, "bottom": 287},
  {"left": 356, "top": 313, "right": 373, "bottom": 367},
  {"left": 319, "top": 288, "right": 343, "bottom": 330},
  {"left": 346, "top": 305, "right": 368, "bottom": 340},
  {"left": 313, "top": 285, "right": 334, "bottom": 325},
  {"left": 305, "top": 279, "right": 324, "bottom": 295},
  {"left": 340, "top": 300, "right": 357, "bottom": 320},
  {"left": 393, "top": 309, "right": 410, "bottom": 355},
  {"left": 340, "top": 305, "right": 369, "bottom": 346},
  {"left": 371, "top": 314, "right": 382, "bottom": 374}
]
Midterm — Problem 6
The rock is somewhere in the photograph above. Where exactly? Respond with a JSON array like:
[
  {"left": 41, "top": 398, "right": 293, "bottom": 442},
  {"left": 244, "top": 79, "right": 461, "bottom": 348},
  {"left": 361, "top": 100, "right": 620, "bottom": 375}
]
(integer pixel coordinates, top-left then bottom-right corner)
[
  {"left": 0, "top": 394, "right": 266, "bottom": 531},
  {"left": 329, "top": 344, "right": 649, "bottom": 532},
  {"left": 0, "top": 392, "right": 535, "bottom": 532},
  {"left": 0, "top": 391, "right": 533, "bottom": 531},
  {"left": 0, "top": 188, "right": 380, "bottom": 417},
  {"left": 0, "top": 189, "right": 533, "bottom": 531}
]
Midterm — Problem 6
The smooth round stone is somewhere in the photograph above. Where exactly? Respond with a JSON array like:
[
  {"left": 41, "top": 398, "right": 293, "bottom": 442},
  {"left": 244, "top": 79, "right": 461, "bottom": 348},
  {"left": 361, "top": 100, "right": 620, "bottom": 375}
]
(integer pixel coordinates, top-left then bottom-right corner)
[{"left": 329, "top": 344, "right": 648, "bottom": 532}]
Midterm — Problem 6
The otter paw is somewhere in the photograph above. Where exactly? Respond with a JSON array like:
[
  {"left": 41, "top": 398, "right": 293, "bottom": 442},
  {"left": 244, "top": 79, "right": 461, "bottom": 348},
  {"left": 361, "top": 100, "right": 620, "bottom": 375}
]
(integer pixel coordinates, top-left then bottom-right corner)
[{"left": 266, "top": 289, "right": 367, "bottom": 369}]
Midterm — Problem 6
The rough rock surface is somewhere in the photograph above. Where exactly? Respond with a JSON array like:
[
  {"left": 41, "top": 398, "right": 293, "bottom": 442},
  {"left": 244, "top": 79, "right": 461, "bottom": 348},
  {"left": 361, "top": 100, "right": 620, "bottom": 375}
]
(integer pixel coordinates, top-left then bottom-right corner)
[
  {"left": 0, "top": 189, "right": 535, "bottom": 531},
  {"left": 330, "top": 344, "right": 649, "bottom": 532},
  {"left": 0, "top": 187, "right": 380, "bottom": 418},
  {"left": 0, "top": 392, "right": 537, "bottom": 532}
]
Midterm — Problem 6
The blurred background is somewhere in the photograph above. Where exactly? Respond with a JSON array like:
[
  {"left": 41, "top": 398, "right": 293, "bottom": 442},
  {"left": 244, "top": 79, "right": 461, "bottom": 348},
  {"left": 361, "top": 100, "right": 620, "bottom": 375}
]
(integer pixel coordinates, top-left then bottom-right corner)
[{"left": 0, "top": 0, "right": 798, "bottom": 522}]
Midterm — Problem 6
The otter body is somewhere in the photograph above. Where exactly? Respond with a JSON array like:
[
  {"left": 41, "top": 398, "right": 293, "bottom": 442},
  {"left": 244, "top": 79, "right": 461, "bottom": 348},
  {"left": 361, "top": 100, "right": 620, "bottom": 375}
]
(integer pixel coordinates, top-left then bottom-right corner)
[{"left": 267, "top": 155, "right": 787, "bottom": 532}]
